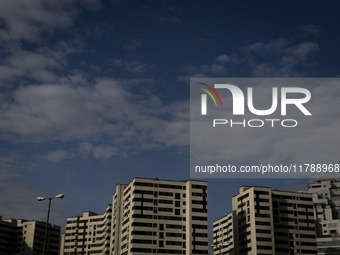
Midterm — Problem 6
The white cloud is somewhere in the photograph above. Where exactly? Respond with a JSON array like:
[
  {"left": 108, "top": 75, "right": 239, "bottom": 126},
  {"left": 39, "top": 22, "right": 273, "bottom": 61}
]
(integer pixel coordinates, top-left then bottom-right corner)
[
  {"left": 0, "top": 0, "right": 77, "bottom": 42},
  {"left": 182, "top": 36, "right": 320, "bottom": 78},
  {"left": 182, "top": 37, "right": 318, "bottom": 79},
  {"left": 210, "top": 64, "right": 227, "bottom": 75},
  {"left": 0, "top": 2, "right": 83, "bottom": 87},
  {"left": 246, "top": 40, "right": 319, "bottom": 77},
  {"left": 181, "top": 53, "right": 237, "bottom": 79},
  {"left": 0, "top": 49, "right": 61, "bottom": 82},
  {"left": 252, "top": 63, "right": 276, "bottom": 77},
  {"left": 243, "top": 39, "right": 289, "bottom": 53},
  {"left": 284, "top": 42, "right": 319, "bottom": 62},
  {"left": 216, "top": 54, "right": 231, "bottom": 63},
  {"left": 182, "top": 62, "right": 228, "bottom": 78},
  {"left": 252, "top": 63, "right": 299, "bottom": 77},
  {"left": 0, "top": 78, "right": 190, "bottom": 159},
  {"left": 113, "top": 59, "right": 149, "bottom": 74},
  {"left": 122, "top": 39, "right": 142, "bottom": 50},
  {"left": 128, "top": 63, "right": 148, "bottom": 74},
  {"left": 182, "top": 37, "right": 318, "bottom": 78},
  {"left": 92, "top": 145, "right": 121, "bottom": 159},
  {"left": 78, "top": 142, "right": 93, "bottom": 156},
  {"left": 298, "top": 24, "right": 322, "bottom": 38},
  {"left": 152, "top": 100, "right": 190, "bottom": 148},
  {"left": 44, "top": 150, "right": 75, "bottom": 162}
]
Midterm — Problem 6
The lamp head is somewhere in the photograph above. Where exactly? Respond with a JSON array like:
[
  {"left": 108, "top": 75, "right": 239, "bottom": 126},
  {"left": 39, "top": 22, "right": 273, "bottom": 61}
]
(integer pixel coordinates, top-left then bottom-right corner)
[
  {"left": 36, "top": 197, "right": 46, "bottom": 201},
  {"left": 55, "top": 194, "right": 64, "bottom": 199}
]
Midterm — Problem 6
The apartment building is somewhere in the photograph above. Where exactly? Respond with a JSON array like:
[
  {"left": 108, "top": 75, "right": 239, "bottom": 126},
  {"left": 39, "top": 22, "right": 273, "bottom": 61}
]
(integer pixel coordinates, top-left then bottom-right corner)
[
  {"left": 306, "top": 179, "right": 340, "bottom": 254},
  {"left": 212, "top": 212, "right": 234, "bottom": 254},
  {"left": 111, "top": 183, "right": 127, "bottom": 254},
  {"left": 110, "top": 178, "right": 208, "bottom": 255},
  {"left": 63, "top": 177, "right": 208, "bottom": 255},
  {"left": 213, "top": 186, "right": 317, "bottom": 255},
  {"left": 0, "top": 216, "right": 61, "bottom": 255},
  {"left": 63, "top": 205, "right": 112, "bottom": 254}
]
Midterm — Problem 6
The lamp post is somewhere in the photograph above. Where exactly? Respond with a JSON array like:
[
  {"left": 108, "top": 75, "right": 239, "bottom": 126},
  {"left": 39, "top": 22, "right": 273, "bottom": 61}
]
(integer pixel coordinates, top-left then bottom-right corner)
[{"left": 37, "top": 194, "right": 64, "bottom": 255}]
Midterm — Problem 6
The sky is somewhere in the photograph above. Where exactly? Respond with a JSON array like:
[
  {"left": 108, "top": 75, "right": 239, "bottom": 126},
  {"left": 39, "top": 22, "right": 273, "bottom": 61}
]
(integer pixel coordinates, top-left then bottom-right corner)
[{"left": 0, "top": 0, "right": 339, "bottom": 236}]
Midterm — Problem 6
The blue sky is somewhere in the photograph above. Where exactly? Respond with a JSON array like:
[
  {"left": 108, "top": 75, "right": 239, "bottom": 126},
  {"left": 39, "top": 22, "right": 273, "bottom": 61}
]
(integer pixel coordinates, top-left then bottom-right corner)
[{"left": 0, "top": 0, "right": 339, "bottom": 233}]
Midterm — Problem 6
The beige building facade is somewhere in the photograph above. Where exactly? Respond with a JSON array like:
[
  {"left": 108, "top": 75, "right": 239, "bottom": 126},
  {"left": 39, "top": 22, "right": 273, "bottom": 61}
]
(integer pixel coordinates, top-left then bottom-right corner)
[
  {"left": 306, "top": 179, "right": 340, "bottom": 254},
  {"left": 212, "top": 212, "right": 234, "bottom": 255},
  {"left": 63, "top": 178, "right": 208, "bottom": 255},
  {"left": 63, "top": 205, "right": 112, "bottom": 254},
  {"left": 110, "top": 178, "right": 208, "bottom": 255},
  {"left": 0, "top": 216, "right": 61, "bottom": 255},
  {"left": 213, "top": 186, "right": 317, "bottom": 255}
]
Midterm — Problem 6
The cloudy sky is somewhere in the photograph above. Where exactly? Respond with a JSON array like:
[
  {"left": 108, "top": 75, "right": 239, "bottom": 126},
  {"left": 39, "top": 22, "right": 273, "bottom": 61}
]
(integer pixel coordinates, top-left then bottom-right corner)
[{"left": 0, "top": 0, "right": 339, "bottom": 233}]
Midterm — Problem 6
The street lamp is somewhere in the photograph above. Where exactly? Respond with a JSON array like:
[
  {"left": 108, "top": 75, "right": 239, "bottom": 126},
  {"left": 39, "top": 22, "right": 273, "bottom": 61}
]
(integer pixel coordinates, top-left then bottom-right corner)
[{"left": 37, "top": 194, "right": 64, "bottom": 255}]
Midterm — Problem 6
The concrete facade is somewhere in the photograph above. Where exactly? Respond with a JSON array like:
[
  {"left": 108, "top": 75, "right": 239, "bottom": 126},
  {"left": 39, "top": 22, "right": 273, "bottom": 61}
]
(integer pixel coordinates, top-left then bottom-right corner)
[
  {"left": 64, "top": 178, "right": 208, "bottom": 255},
  {"left": 0, "top": 216, "right": 61, "bottom": 255},
  {"left": 212, "top": 212, "right": 234, "bottom": 254},
  {"left": 110, "top": 178, "right": 208, "bottom": 255},
  {"left": 213, "top": 186, "right": 317, "bottom": 255},
  {"left": 306, "top": 179, "right": 340, "bottom": 254},
  {"left": 63, "top": 205, "right": 112, "bottom": 254}
]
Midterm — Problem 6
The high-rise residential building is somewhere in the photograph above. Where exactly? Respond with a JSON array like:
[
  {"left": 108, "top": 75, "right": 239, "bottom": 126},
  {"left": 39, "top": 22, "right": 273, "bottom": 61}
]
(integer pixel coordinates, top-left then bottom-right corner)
[
  {"left": 63, "top": 177, "right": 208, "bottom": 255},
  {"left": 0, "top": 216, "right": 61, "bottom": 255},
  {"left": 110, "top": 183, "right": 127, "bottom": 254},
  {"left": 306, "top": 179, "right": 340, "bottom": 254},
  {"left": 63, "top": 205, "right": 112, "bottom": 255},
  {"left": 213, "top": 186, "right": 317, "bottom": 255},
  {"left": 212, "top": 212, "right": 234, "bottom": 255},
  {"left": 110, "top": 178, "right": 208, "bottom": 255}
]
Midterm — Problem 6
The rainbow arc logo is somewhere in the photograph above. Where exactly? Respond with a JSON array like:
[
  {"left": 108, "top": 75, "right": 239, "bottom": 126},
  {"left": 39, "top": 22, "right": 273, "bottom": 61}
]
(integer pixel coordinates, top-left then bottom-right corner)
[{"left": 198, "top": 82, "right": 222, "bottom": 115}]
